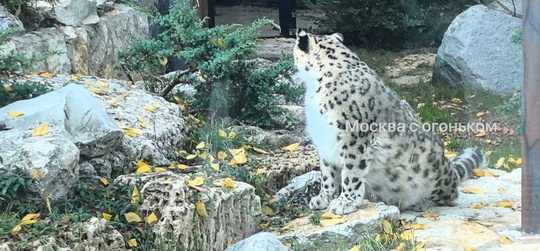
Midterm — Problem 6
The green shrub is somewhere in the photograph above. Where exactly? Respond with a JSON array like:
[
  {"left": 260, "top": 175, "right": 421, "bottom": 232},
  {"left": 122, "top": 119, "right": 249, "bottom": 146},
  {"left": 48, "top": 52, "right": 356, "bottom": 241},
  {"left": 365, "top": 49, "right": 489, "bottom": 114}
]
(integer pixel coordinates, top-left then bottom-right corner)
[
  {"left": 118, "top": 3, "right": 299, "bottom": 129},
  {"left": 307, "top": 0, "right": 476, "bottom": 48}
]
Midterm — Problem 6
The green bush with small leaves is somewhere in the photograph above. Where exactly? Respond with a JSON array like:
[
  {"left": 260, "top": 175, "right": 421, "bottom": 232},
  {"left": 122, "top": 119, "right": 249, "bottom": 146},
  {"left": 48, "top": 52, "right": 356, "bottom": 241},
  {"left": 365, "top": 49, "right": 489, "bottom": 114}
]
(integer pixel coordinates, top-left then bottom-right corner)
[{"left": 118, "top": 2, "right": 299, "bottom": 129}]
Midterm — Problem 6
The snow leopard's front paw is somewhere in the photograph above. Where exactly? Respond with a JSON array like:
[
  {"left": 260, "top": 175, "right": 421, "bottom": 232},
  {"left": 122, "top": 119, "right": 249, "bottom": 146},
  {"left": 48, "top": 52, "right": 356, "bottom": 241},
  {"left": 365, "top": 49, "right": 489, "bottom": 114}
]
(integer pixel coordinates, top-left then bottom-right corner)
[
  {"left": 327, "top": 196, "right": 362, "bottom": 215},
  {"left": 309, "top": 192, "right": 334, "bottom": 210}
]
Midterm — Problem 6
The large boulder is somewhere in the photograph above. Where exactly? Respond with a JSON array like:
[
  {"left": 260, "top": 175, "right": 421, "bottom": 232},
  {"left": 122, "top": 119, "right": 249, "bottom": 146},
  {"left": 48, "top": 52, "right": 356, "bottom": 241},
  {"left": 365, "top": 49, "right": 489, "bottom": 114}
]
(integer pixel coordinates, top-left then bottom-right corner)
[
  {"left": 0, "top": 5, "right": 24, "bottom": 31},
  {"left": 115, "top": 172, "right": 262, "bottom": 251},
  {"left": 0, "top": 3, "right": 148, "bottom": 77},
  {"left": 225, "top": 232, "right": 290, "bottom": 251},
  {"left": 0, "top": 83, "right": 123, "bottom": 197},
  {"left": 432, "top": 2, "right": 523, "bottom": 95}
]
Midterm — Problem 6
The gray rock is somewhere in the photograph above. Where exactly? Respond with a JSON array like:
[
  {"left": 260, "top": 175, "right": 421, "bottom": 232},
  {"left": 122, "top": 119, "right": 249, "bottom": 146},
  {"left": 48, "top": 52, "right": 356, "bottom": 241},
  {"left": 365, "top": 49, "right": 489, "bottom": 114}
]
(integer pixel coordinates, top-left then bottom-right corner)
[
  {"left": 0, "top": 28, "right": 71, "bottom": 74},
  {"left": 255, "top": 37, "right": 294, "bottom": 61},
  {"left": 0, "top": 128, "right": 79, "bottom": 199},
  {"left": 225, "top": 232, "right": 290, "bottom": 251},
  {"left": 274, "top": 203, "right": 401, "bottom": 251},
  {"left": 18, "top": 75, "right": 187, "bottom": 172},
  {"left": 0, "top": 84, "right": 124, "bottom": 160},
  {"left": 0, "top": 4, "right": 148, "bottom": 77},
  {"left": 53, "top": 0, "right": 100, "bottom": 26},
  {"left": 0, "top": 5, "right": 24, "bottom": 32},
  {"left": 273, "top": 171, "right": 321, "bottom": 204},
  {"left": 433, "top": 4, "right": 522, "bottom": 94},
  {"left": 115, "top": 172, "right": 262, "bottom": 251}
]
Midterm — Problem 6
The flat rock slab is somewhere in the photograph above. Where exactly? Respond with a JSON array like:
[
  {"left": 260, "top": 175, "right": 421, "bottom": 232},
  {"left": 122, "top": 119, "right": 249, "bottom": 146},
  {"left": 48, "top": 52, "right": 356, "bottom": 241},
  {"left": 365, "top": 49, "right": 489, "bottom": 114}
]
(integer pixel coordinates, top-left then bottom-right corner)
[
  {"left": 402, "top": 168, "right": 540, "bottom": 251},
  {"left": 274, "top": 203, "right": 400, "bottom": 251}
]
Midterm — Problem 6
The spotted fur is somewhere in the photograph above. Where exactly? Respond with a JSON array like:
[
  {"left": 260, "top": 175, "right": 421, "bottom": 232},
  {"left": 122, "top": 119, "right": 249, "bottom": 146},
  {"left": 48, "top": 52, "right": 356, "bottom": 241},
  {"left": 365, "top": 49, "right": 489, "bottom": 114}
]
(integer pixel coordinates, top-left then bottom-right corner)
[{"left": 294, "top": 29, "right": 485, "bottom": 215}]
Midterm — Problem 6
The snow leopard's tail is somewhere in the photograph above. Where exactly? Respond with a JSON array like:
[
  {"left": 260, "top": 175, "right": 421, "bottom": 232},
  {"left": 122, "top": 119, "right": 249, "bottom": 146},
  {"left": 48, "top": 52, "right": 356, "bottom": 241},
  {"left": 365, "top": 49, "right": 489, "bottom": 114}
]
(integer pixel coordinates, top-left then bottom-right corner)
[{"left": 450, "top": 147, "right": 486, "bottom": 182}]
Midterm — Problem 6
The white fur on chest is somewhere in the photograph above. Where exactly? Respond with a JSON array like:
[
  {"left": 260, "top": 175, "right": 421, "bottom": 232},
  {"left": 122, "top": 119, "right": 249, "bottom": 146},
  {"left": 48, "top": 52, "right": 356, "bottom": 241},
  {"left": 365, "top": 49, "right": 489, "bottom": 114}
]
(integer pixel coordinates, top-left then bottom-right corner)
[{"left": 298, "top": 65, "right": 341, "bottom": 166}]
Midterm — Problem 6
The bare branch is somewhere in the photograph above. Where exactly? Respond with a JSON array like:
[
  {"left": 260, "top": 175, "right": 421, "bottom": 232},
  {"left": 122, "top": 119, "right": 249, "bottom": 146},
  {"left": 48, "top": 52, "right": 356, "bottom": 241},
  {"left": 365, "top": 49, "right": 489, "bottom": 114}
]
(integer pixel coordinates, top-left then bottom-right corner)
[
  {"left": 494, "top": 0, "right": 522, "bottom": 18},
  {"left": 158, "top": 68, "right": 197, "bottom": 97}
]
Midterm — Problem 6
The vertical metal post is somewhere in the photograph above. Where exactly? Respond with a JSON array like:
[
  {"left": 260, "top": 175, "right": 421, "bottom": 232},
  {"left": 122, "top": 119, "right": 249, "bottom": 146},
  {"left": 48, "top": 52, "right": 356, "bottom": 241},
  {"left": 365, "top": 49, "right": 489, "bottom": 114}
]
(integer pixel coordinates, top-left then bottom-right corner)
[
  {"left": 278, "top": 0, "right": 296, "bottom": 37},
  {"left": 522, "top": 0, "right": 540, "bottom": 234}
]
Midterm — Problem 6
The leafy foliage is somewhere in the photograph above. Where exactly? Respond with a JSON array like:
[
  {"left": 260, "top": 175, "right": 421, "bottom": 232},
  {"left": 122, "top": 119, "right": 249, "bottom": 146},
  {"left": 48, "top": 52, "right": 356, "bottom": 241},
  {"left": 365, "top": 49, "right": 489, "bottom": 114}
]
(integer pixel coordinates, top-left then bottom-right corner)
[
  {"left": 118, "top": 3, "right": 299, "bottom": 129},
  {"left": 307, "top": 0, "right": 476, "bottom": 48},
  {"left": 0, "top": 81, "right": 52, "bottom": 107}
]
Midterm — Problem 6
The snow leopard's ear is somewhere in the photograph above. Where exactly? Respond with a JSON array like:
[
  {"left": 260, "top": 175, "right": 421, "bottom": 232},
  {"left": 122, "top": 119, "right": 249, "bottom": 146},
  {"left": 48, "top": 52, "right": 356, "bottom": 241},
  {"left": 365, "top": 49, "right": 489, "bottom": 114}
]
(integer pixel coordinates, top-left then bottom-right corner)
[
  {"left": 330, "top": 33, "right": 344, "bottom": 43},
  {"left": 296, "top": 28, "right": 309, "bottom": 53}
]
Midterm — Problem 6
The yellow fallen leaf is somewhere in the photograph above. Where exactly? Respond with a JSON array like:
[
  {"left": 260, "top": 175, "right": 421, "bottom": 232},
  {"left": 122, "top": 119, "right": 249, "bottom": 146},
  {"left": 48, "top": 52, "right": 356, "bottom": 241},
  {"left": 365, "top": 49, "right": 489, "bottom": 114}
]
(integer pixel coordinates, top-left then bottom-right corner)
[
  {"left": 321, "top": 212, "right": 342, "bottom": 219},
  {"left": 494, "top": 158, "right": 506, "bottom": 168},
  {"left": 125, "top": 128, "right": 144, "bottom": 137},
  {"left": 283, "top": 142, "right": 300, "bottom": 152},
  {"left": 262, "top": 205, "right": 273, "bottom": 215},
  {"left": 382, "top": 220, "right": 393, "bottom": 234},
  {"left": 144, "top": 106, "right": 156, "bottom": 112},
  {"left": 285, "top": 242, "right": 292, "bottom": 249},
  {"left": 515, "top": 158, "right": 522, "bottom": 165},
  {"left": 485, "top": 151, "right": 492, "bottom": 156},
  {"left": 97, "top": 80, "right": 109, "bottom": 88},
  {"left": 476, "top": 112, "right": 485, "bottom": 117},
  {"left": 146, "top": 212, "right": 158, "bottom": 225},
  {"left": 464, "top": 248, "right": 476, "bottom": 251},
  {"left": 401, "top": 230, "right": 414, "bottom": 240},
  {"left": 252, "top": 147, "right": 268, "bottom": 154},
  {"left": 223, "top": 178, "right": 235, "bottom": 188},
  {"left": 228, "top": 131, "right": 236, "bottom": 139},
  {"left": 128, "top": 238, "right": 137, "bottom": 247},
  {"left": 196, "top": 142, "right": 206, "bottom": 149},
  {"left": 259, "top": 222, "right": 269, "bottom": 228},
  {"left": 106, "top": 98, "right": 120, "bottom": 104},
  {"left": 495, "top": 201, "right": 513, "bottom": 208},
  {"left": 188, "top": 177, "right": 204, "bottom": 186},
  {"left": 177, "top": 164, "right": 189, "bottom": 170},
  {"left": 196, "top": 202, "right": 208, "bottom": 217},
  {"left": 136, "top": 160, "right": 152, "bottom": 174},
  {"left": 375, "top": 234, "right": 381, "bottom": 242},
  {"left": 89, "top": 88, "right": 106, "bottom": 94},
  {"left": 121, "top": 92, "right": 128, "bottom": 98},
  {"left": 199, "top": 152, "right": 208, "bottom": 160},
  {"left": 256, "top": 168, "right": 266, "bottom": 175},
  {"left": 39, "top": 72, "right": 53, "bottom": 78},
  {"left": 11, "top": 225, "right": 21, "bottom": 235},
  {"left": 102, "top": 213, "right": 112, "bottom": 220},
  {"left": 186, "top": 154, "right": 197, "bottom": 160},
  {"left": 33, "top": 123, "right": 50, "bottom": 137},
  {"left": 422, "top": 212, "right": 441, "bottom": 218},
  {"left": 349, "top": 244, "right": 361, "bottom": 251},
  {"left": 498, "top": 237, "right": 512, "bottom": 244},
  {"left": 445, "top": 150, "right": 458, "bottom": 159},
  {"left": 137, "top": 116, "right": 145, "bottom": 123},
  {"left": 124, "top": 212, "right": 142, "bottom": 223},
  {"left": 131, "top": 186, "right": 140, "bottom": 204},
  {"left": 268, "top": 198, "right": 278, "bottom": 205},
  {"left": 231, "top": 152, "right": 247, "bottom": 165},
  {"left": 498, "top": 186, "right": 506, "bottom": 191},
  {"left": 411, "top": 223, "right": 425, "bottom": 230},
  {"left": 218, "top": 129, "right": 227, "bottom": 138},
  {"left": 159, "top": 57, "right": 168, "bottom": 66},
  {"left": 154, "top": 167, "right": 166, "bottom": 172},
  {"left": 32, "top": 170, "right": 38, "bottom": 180},
  {"left": 463, "top": 186, "right": 485, "bottom": 194},
  {"left": 43, "top": 196, "right": 52, "bottom": 213},
  {"left": 246, "top": 136, "right": 253, "bottom": 142},
  {"left": 472, "top": 169, "right": 484, "bottom": 177},
  {"left": 470, "top": 203, "right": 486, "bottom": 209},
  {"left": 211, "top": 163, "right": 219, "bottom": 172},
  {"left": 475, "top": 130, "right": 486, "bottom": 137},
  {"left": 320, "top": 218, "right": 346, "bottom": 227},
  {"left": 451, "top": 98, "right": 462, "bottom": 104},
  {"left": 228, "top": 148, "right": 244, "bottom": 155},
  {"left": 21, "top": 213, "right": 40, "bottom": 222},
  {"left": 217, "top": 151, "right": 228, "bottom": 160},
  {"left": 99, "top": 177, "right": 109, "bottom": 186},
  {"left": 7, "top": 110, "right": 24, "bottom": 117}
]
